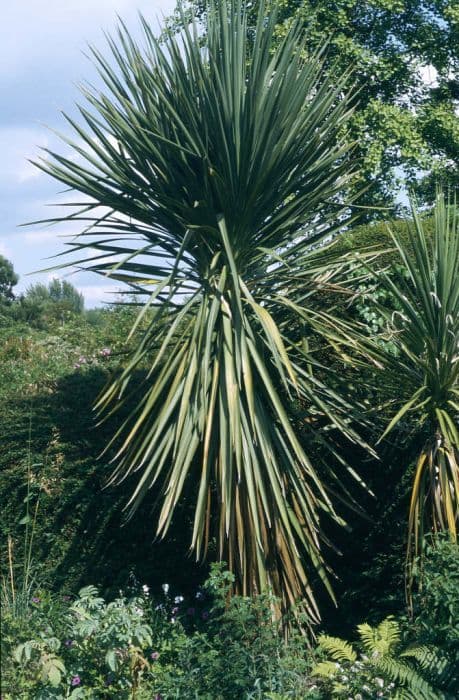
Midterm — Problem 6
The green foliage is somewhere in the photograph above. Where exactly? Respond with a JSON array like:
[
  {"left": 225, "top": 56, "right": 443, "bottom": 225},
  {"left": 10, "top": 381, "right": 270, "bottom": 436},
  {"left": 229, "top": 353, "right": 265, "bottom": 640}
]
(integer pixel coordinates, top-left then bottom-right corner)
[
  {"left": 2, "top": 562, "right": 457, "bottom": 699},
  {"left": 0, "top": 306, "right": 211, "bottom": 608},
  {"left": 410, "top": 538, "right": 459, "bottom": 694},
  {"left": 0, "top": 255, "right": 19, "bottom": 324},
  {"left": 0, "top": 568, "right": 319, "bottom": 699},
  {"left": 16, "top": 278, "right": 84, "bottom": 328},
  {"left": 170, "top": 0, "right": 459, "bottom": 209},
  {"left": 0, "top": 254, "right": 18, "bottom": 302}
]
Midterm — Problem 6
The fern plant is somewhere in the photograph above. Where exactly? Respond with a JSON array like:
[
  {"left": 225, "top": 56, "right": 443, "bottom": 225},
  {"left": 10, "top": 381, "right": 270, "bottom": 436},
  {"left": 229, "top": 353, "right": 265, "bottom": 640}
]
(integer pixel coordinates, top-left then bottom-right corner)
[{"left": 312, "top": 616, "right": 450, "bottom": 699}]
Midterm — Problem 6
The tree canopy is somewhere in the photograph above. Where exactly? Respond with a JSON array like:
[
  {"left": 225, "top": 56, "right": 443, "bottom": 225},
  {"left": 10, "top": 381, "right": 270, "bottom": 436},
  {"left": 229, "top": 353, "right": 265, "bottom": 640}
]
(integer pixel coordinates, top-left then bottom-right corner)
[{"left": 0, "top": 255, "right": 19, "bottom": 305}]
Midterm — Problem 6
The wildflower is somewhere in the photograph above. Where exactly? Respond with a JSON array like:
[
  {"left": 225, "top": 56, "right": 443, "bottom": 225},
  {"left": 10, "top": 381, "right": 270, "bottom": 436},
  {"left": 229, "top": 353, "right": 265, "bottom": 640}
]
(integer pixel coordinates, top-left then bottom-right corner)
[
  {"left": 201, "top": 610, "right": 209, "bottom": 620},
  {"left": 134, "top": 606, "right": 144, "bottom": 616},
  {"left": 376, "top": 678, "right": 384, "bottom": 688},
  {"left": 150, "top": 651, "right": 160, "bottom": 661},
  {"left": 71, "top": 675, "right": 81, "bottom": 686},
  {"left": 142, "top": 584, "right": 150, "bottom": 595},
  {"left": 100, "top": 347, "right": 111, "bottom": 356},
  {"left": 62, "top": 595, "right": 71, "bottom": 602},
  {"left": 195, "top": 590, "right": 204, "bottom": 600},
  {"left": 31, "top": 596, "right": 41, "bottom": 604},
  {"left": 187, "top": 607, "right": 195, "bottom": 616},
  {"left": 78, "top": 356, "right": 87, "bottom": 364},
  {"left": 172, "top": 606, "right": 179, "bottom": 615},
  {"left": 64, "top": 639, "right": 74, "bottom": 647},
  {"left": 174, "top": 595, "right": 184, "bottom": 604},
  {"left": 162, "top": 583, "right": 169, "bottom": 595}
]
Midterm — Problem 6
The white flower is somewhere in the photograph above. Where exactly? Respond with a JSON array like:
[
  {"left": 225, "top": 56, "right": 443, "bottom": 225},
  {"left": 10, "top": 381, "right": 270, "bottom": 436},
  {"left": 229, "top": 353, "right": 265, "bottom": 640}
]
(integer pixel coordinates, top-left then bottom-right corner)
[
  {"left": 174, "top": 595, "right": 184, "bottom": 604},
  {"left": 134, "top": 606, "right": 144, "bottom": 616},
  {"left": 162, "top": 583, "right": 170, "bottom": 594},
  {"left": 142, "top": 584, "right": 150, "bottom": 595},
  {"left": 376, "top": 678, "right": 384, "bottom": 688}
]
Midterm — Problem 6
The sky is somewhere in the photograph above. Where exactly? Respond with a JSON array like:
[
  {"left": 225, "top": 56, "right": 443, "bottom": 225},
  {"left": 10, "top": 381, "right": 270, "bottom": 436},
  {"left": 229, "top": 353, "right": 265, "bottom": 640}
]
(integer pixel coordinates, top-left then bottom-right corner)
[{"left": 0, "top": 0, "right": 176, "bottom": 307}]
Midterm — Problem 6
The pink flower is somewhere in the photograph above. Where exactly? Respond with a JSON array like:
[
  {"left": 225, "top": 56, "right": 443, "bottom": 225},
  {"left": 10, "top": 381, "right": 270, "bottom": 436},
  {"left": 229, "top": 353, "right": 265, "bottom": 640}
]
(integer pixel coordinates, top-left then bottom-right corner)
[{"left": 150, "top": 651, "right": 160, "bottom": 661}]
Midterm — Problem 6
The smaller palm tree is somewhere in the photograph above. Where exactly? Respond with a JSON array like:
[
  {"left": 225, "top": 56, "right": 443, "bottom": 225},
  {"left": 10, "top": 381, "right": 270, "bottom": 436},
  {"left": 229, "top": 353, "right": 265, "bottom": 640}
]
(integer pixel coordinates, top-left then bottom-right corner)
[{"left": 374, "top": 193, "right": 459, "bottom": 585}]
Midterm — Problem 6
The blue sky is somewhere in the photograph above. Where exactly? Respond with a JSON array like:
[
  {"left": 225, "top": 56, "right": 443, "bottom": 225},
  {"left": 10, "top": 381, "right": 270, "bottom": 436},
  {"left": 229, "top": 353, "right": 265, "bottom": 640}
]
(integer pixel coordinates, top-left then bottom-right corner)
[{"left": 0, "top": 0, "right": 176, "bottom": 307}]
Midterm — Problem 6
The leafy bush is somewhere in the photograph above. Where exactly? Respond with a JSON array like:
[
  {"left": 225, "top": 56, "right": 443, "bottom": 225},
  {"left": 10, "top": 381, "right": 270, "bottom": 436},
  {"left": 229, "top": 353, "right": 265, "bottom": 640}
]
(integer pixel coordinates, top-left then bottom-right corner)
[
  {"left": 410, "top": 538, "right": 459, "bottom": 695},
  {"left": 3, "top": 561, "right": 458, "bottom": 699},
  {"left": 1, "top": 566, "right": 318, "bottom": 699}
]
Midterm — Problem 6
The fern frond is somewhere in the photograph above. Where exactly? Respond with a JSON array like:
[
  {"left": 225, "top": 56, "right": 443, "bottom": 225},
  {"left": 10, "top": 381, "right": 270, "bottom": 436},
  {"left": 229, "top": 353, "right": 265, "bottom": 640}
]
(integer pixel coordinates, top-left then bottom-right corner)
[
  {"left": 401, "top": 645, "right": 456, "bottom": 693},
  {"left": 358, "top": 616, "right": 401, "bottom": 656},
  {"left": 375, "top": 656, "right": 439, "bottom": 700},
  {"left": 317, "top": 634, "right": 357, "bottom": 663},
  {"left": 311, "top": 660, "right": 341, "bottom": 678}
]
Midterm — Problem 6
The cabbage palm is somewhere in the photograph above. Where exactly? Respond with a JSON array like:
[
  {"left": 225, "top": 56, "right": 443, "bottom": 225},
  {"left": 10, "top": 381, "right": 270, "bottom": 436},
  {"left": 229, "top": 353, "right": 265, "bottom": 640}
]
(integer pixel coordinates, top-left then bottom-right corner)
[
  {"left": 376, "top": 194, "right": 459, "bottom": 580},
  {"left": 36, "top": 1, "right": 368, "bottom": 618}
]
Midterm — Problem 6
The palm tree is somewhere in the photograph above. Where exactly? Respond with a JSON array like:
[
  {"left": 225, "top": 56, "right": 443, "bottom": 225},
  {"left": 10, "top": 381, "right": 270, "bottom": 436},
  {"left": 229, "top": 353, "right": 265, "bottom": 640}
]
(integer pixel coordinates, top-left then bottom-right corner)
[
  {"left": 35, "top": 0, "right": 369, "bottom": 619},
  {"left": 374, "top": 194, "right": 459, "bottom": 589}
]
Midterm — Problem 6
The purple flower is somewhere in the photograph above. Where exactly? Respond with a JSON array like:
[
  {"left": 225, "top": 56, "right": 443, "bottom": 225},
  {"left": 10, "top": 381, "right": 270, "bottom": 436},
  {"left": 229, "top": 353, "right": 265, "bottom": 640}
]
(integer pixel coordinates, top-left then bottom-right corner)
[
  {"left": 65, "top": 639, "right": 74, "bottom": 647},
  {"left": 171, "top": 606, "right": 179, "bottom": 615},
  {"left": 71, "top": 675, "right": 81, "bottom": 686},
  {"left": 100, "top": 348, "right": 111, "bottom": 357},
  {"left": 155, "top": 695, "right": 162, "bottom": 700},
  {"left": 31, "top": 596, "right": 41, "bottom": 604},
  {"left": 187, "top": 607, "right": 195, "bottom": 616},
  {"left": 62, "top": 595, "right": 71, "bottom": 602},
  {"left": 150, "top": 651, "right": 160, "bottom": 661},
  {"left": 201, "top": 610, "right": 209, "bottom": 620}
]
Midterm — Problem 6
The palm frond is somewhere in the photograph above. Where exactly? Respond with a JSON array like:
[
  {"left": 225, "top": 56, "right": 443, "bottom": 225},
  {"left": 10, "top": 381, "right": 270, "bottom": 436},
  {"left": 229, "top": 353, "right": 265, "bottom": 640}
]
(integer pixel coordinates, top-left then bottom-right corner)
[
  {"left": 373, "top": 193, "right": 459, "bottom": 583},
  {"left": 33, "top": 0, "right": 369, "bottom": 618}
]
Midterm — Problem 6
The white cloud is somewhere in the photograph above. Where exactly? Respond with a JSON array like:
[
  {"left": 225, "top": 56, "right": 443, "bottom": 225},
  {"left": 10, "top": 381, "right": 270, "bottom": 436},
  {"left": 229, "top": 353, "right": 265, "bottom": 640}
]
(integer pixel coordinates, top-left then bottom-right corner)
[
  {"left": 22, "top": 231, "right": 63, "bottom": 245},
  {"left": 0, "top": 240, "right": 12, "bottom": 258},
  {"left": 77, "top": 283, "right": 122, "bottom": 307},
  {"left": 0, "top": 0, "right": 176, "bottom": 79},
  {"left": 0, "top": 127, "right": 49, "bottom": 185}
]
